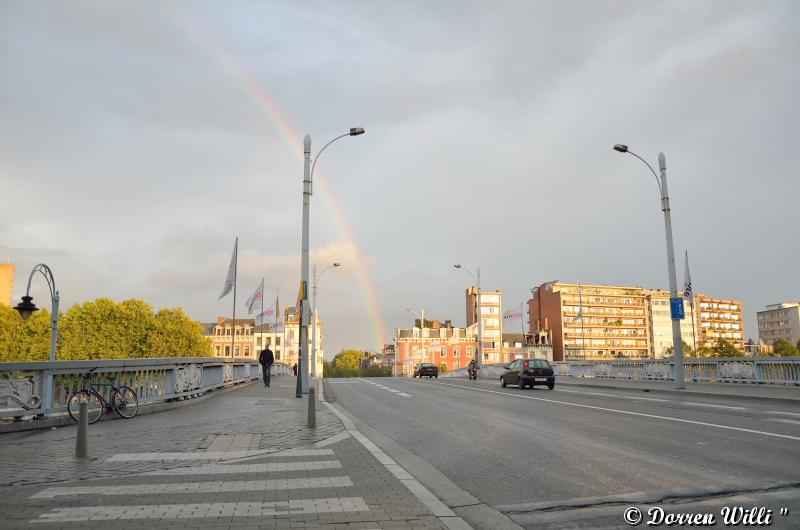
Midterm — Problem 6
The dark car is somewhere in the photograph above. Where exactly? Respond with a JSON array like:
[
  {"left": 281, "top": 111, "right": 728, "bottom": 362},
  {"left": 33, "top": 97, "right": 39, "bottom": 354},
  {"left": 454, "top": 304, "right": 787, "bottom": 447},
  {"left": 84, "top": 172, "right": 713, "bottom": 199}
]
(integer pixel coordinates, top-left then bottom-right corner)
[
  {"left": 414, "top": 363, "right": 439, "bottom": 378},
  {"left": 500, "top": 358, "right": 555, "bottom": 389}
]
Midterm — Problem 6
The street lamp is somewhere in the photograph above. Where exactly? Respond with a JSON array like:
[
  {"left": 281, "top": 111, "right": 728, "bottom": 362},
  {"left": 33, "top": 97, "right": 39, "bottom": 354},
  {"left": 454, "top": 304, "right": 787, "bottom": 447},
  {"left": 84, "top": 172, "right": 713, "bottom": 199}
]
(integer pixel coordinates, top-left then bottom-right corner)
[
  {"left": 613, "top": 144, "right": 685, "bottom": 389},
  {"left": 454, "top": 264, "right": 482, "bottom": 373},
  {"left": 299, "top": 127, "right": 364, "bottom": 395},
  {"left": 312, "top": 262, "right": 340, "bottom": 379},
  {"left": 14, "top": 263, "right": 60, "bottom": 415},
  {"left": 405, "top": 308, "right": 425, "bottom": 368}
]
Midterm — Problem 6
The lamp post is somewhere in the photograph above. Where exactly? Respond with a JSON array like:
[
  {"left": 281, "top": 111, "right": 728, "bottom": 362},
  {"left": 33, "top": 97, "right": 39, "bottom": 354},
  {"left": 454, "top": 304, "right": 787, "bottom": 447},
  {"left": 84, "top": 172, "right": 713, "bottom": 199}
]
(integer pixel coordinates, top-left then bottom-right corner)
[
  {"left": 298, "top": 127, "right": 364, "bottom": 395},
  {"left": 613, "top": 144, "right": 684, "bottom": 389},
  {"left": 405, "top": 308, "right": 425, "bottom": 369},
  {"left": 14, "top": 263, "right": 60, "bottom": 415},
  {"left": 454, "top": 264, "right": 482, "bottom": 373},
  {"left": 312, "top": 262, "right": 340, "bottom": 379}
]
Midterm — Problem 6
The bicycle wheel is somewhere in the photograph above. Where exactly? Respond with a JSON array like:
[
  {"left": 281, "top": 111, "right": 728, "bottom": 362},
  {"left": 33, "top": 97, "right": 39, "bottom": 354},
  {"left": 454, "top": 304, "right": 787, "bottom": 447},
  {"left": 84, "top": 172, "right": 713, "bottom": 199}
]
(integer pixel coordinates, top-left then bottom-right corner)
[
  {"left": 113, "top": 386, "right": 139, "bottom": 419},
  {"left": 67, "top": 390, "right": 104, "bottom": 424}
]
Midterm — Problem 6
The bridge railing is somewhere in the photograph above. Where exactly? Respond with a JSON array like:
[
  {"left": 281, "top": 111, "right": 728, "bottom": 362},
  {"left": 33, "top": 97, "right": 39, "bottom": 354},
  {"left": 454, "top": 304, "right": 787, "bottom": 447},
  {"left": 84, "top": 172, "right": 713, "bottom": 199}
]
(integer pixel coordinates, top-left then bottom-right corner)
[
  {"left": 551, "top": 357, "right": 800, "bottom": 385},
  {"left": 0, "top": 358, "right": 293, "bottom": 419}
]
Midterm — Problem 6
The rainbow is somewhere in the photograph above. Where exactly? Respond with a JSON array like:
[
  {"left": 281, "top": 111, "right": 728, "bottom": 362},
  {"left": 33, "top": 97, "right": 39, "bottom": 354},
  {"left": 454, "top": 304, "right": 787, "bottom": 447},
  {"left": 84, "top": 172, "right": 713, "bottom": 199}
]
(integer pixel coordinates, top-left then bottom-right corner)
[{"left": 159, "top": 0, "right": 387, "bottom": 349}]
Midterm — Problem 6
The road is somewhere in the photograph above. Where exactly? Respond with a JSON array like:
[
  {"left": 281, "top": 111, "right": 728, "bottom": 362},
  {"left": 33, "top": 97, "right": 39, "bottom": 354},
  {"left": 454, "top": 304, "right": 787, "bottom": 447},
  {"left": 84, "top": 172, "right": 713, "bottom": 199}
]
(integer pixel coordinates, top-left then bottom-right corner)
[{"left": 329, "top": 376, "right": 800, "bottom": 529}]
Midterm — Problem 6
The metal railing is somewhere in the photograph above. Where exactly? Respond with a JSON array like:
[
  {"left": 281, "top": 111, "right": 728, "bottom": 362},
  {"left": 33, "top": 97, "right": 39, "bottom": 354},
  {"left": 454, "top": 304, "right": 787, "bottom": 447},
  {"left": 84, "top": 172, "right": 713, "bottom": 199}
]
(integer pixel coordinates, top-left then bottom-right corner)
[
  {"left": 551, "top": 357, "right": 800, "bottom": 385},
  {"left": 0, "top": 358, "right": 293, "bottom": 419}
]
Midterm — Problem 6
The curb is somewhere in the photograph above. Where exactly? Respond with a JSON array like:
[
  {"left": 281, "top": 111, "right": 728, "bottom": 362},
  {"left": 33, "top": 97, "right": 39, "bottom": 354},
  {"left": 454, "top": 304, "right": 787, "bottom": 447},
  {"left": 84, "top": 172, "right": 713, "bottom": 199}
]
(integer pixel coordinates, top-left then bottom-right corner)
[{"left": 555, "top": 378, "right": 800, "bottom": 403}]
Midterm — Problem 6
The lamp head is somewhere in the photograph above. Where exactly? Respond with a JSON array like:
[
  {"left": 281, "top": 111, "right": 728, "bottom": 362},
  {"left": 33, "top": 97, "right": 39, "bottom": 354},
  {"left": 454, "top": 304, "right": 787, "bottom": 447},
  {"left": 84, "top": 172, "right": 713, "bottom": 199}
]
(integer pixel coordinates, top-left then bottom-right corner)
[
  {"left": 14, "top": 295, "right": 39, "bottom": 321},
  {"left": 454, "top": 264, "right": 462, "bottom": 269},
  {"left": 333, "top": 262, "right": 341, "bottom": 267},
  {"left": 349, "top": 127, "right": 365, "bottom": 136},
  {"left": 613, "top": 144, "right": 629, "bottom": 153}
]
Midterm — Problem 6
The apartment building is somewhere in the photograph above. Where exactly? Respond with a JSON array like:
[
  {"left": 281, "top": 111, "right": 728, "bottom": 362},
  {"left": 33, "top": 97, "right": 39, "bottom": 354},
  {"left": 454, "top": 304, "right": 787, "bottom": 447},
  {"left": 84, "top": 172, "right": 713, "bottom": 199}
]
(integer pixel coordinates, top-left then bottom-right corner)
[
  {"left": 646, "top": 290, "right": 698, "bottom": 358},
  {"left": 0, "top": 263, "right": 14, "bottom": 307},
  {"left": 395, "top": 318, "right": 477, "bottom": 376},
  {"left": 758, "top": 302, "right": 800, "bottom": 346},
  {"left": 695, "top": 295, "right": 745, "bottom": 351},
  {"left": 205, "top": 317, "right": 257, "bottom": 359},
  {"left": 466, "top": 287, "right": 503, "bottom": 363},
  {"left": 528, "top": 282, "right": 650, "bottom": 361},
  {"left": 204, "top": 307, "right": 323, "bottom": 371}
]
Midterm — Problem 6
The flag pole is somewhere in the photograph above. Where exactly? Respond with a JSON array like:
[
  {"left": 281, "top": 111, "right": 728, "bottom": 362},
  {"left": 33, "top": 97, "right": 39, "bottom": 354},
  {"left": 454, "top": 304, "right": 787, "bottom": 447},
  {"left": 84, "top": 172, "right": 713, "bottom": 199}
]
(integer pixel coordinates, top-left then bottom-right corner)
[
  {"left": 580, "top": 284, "right": 585, "bottom": 361},
  {"left": 231, "top": 237, "right": 238, "bottom": 359},
  {"left": 260, "top": 278, "right": 264, "bottom": 352},
  {"left": 520, "top": 302, "right": 525, "bottom": 355}
]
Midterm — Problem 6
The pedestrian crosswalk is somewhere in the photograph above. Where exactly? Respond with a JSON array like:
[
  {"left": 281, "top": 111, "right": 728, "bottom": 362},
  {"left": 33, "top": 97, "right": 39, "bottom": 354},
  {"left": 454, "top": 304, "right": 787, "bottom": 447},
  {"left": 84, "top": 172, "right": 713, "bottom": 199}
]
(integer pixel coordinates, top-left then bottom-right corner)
[{"left": 28, "top": 443, "right": 369, "bottom": 525}]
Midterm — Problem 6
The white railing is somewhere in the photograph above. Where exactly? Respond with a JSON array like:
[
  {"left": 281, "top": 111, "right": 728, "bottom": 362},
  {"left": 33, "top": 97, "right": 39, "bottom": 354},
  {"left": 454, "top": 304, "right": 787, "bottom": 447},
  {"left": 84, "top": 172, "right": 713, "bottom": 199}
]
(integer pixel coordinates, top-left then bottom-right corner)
[
  {"left": 551, "top": 357, "right": 800, "bottom": 385},
  {"left": 0, "top": 358, "right": 293, "bottom": 419}
]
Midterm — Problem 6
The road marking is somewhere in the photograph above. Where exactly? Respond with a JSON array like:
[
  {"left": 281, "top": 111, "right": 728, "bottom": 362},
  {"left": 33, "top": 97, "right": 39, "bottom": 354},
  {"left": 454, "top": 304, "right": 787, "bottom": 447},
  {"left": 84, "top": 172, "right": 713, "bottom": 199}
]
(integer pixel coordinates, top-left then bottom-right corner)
[
  {"left": 766, "top": 411, "right": 800, "bottom": 417},
  {"left": 683, "top": 402, "right": 746, "bottom": 410},
  {"left": 397, "top": 392, "right": 412, "bottom": 397},
  {"left": 142, "top": 460, "right": 343, "bottom": 476},
  {"left": 432, "top": 381, "right": 800, "bottom": 441},
  {"left": 31, "top": 497, "right": 369, "bottom": 523},
  {"left": 558, "top": 388, "right": 668, "bottom": 402},
  {"left": 32, "top": 476, "right": 354, "bottom": 498},
  {"left": 108, "top": 448, "right": 333, "bottom": 462},
  {"left": 769, "top": 418, "right": 800, "bottom": 425},
  {"left": 322, "top": 401, "right": 469, "bottom": 525}
]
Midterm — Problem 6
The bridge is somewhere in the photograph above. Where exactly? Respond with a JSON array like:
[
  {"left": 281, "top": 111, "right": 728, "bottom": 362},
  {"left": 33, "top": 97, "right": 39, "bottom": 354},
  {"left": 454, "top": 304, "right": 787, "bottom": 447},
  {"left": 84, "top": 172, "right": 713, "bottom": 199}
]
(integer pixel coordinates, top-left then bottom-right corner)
[{"left": 0, "top": 359, "right": 798, "bottom": 529}]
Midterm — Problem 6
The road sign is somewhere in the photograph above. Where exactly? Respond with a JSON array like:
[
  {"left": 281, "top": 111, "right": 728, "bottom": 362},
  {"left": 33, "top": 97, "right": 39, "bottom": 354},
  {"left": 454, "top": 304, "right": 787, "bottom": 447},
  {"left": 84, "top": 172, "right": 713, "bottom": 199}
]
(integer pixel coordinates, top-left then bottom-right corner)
[{"left": 670, "top": 297, "right": 685, "bottom": 320}]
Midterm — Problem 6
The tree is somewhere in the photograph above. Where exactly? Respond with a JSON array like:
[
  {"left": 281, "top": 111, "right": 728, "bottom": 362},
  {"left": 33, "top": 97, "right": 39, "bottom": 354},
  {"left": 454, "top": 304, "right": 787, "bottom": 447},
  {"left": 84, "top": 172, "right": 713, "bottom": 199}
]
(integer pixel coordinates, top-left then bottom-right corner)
[
  {"left": 2, "top": 298, "right": 212, "bottom": 362},
  {"left": 710, "top": 339, "right": 744, "bottom": 357},
  {"left": 772, "top": 339, "right": 799, "bottom": 357},
  {"left": 149, "top": 308, "right": 212, "bottom": 358},
  {"left": 332, "top": 349, "right": 363, "bottom": 373},
  {"left": 664, "top": 340, "right": 694, "bottom": 358},
  {"left": 0, "top": 305, "right": 52, "bottom": 362}
]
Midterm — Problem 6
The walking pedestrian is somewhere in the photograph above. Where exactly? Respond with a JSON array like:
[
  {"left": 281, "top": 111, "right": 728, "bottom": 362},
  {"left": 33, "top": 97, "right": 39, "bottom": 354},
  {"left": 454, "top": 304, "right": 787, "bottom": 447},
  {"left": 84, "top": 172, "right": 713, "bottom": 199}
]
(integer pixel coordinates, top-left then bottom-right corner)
[
  {"left": 259, "top": 345, "right": 274, "bottom": 387},
  {"left": 292, "top": 362, "right": 298, "bottom": 377}
]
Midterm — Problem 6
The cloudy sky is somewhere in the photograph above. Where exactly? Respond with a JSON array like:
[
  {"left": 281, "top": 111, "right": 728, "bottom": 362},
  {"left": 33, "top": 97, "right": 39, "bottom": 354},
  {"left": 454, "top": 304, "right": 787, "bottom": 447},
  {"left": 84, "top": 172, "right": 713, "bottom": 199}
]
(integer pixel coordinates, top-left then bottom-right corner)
[{"left": 2, "top": 0, "right": 798, "bottom": 358}]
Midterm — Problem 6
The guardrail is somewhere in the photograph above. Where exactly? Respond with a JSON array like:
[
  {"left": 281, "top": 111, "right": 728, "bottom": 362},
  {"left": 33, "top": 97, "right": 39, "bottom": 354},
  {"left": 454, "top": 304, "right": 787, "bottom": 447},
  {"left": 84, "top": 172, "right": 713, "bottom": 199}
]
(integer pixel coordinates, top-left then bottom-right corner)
[
  {"left": 0, "top": 358, "right": 293, "bottom": 419},
  {"left": 551, "top": 357, "right": 800, "bottom": 385}
]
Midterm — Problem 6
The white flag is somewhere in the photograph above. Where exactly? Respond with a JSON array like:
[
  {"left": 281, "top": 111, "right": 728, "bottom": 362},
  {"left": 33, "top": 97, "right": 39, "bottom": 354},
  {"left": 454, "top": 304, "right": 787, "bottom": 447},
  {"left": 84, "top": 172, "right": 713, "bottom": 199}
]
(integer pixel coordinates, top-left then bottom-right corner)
[
  {"left": 245, "top": 279, "right": 264, "bottom": 315},
  {"left": 218, "top": 238, "right": 237, "bottom": 299},
  {"left": 503, "top": 308, "right": 523, "bottom": 325},
  {"left": 683, "top": 251, "right": 693, "bottom": 299},
  {"left": 273, "top": 314, "right": 285, "bottom": 332},
  {"left": 254, "top": 302, "right": 276, "bottom": 327}
]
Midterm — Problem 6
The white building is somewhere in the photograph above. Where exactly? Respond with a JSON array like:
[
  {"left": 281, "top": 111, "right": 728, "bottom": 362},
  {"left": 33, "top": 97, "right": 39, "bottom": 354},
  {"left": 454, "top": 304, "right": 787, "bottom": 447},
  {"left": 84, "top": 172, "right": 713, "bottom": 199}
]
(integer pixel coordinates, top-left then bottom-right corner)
[
  {"left": 758, "top": 302, "right": 800, "bottom": 346},
  {"left": 647, "top": 290, "right": 699, "bottom": 358}
]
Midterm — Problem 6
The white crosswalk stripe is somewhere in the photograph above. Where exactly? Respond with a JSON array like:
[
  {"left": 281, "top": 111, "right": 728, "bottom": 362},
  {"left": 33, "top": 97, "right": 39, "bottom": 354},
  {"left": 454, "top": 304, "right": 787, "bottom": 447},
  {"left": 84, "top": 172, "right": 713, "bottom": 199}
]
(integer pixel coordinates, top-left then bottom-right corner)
[
  {"left": 31, "top": 476, "right": 353, "bottom": 498},
  {"left": 107, "top": 447, "right": 334, "bottom": 462},
  {"left": 30, "top": 497, "right": 370, "bottom": 523},
  {"left": 142, "top": 460, "right": 342, "bottom": 476}
]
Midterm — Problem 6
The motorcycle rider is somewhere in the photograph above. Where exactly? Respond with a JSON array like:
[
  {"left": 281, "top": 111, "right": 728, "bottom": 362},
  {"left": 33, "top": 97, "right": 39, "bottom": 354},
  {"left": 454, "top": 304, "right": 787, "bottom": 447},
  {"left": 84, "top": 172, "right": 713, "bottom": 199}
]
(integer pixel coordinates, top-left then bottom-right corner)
[{"left": 467, "top": 358, "right": 478, "bottom": 379}]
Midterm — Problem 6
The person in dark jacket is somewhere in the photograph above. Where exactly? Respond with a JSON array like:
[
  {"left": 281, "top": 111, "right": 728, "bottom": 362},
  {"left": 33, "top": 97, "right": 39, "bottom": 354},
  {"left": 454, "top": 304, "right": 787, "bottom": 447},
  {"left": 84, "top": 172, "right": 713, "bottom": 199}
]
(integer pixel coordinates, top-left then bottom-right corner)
[{"left": 259, "top": 346, "right": 274, "bottom": 387}]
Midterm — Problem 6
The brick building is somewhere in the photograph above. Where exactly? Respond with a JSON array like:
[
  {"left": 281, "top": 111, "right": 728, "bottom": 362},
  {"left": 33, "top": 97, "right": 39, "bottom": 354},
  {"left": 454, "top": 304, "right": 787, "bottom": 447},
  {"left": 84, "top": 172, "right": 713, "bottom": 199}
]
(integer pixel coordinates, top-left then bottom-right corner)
[{"left": 394, "top": 318, "right": 476, "bottom": 376}]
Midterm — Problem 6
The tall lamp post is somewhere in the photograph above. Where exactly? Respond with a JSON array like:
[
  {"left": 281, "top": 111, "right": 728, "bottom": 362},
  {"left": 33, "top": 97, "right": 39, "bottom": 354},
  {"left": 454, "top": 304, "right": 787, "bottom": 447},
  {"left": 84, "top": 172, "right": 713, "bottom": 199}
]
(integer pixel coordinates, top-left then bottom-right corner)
[
  {"left": 454, "top": 264, "right": 482, "bottom": 373},
  {"left": 14, "top": 263, "right": 60, "bottom": 415},
  {"left": 299, "top": 127, "right": 364, "bottom": 395},
  {"left": 613, "top": 144, "right": 684, "bottom": 389},
  {"left": 405, "top": 308, "right": 425, "bottom": 369},
  {"left": 311, "top": 262, "right": 340, "bottom": 379}
]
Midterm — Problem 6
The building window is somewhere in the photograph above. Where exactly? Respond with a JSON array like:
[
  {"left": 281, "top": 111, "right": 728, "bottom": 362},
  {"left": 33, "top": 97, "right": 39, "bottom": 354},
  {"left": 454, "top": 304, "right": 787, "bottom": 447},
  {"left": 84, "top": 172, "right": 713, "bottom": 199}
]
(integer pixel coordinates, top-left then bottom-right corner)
[
  {"left": 257, "top": 337, "right": 262, "bottom": 347},
  {"left": 225, "top": 346, "right": 230, "bottom": 356},
  {"left": 467, "top": 347, "right": 472, "bottom": 357},
  {"left": 276, "top": 337, "right": 281, "bottom": 346},
  {"left": 245, "top": 346, "right": 250, "bottom": 356},
  {"left": 215, "top": 346, "right": 220, "bottom": 355},
  {"left": 226, "top": 328, "right": 231, "bottom": 336},
  {"left": 234, "top": 346, "right": 240, "bottom": 356},
  {"left": 454, "top": 347, "right": 459, "bottom": 357},
  {"left": 453, "top": 362, "right": 460, "bottom": 369},
  {"left": 440, "top": 347, "right": 446, "bottom": 356},
  {"left": 235, "top": 328, "right": 241, "bottom": 336}
]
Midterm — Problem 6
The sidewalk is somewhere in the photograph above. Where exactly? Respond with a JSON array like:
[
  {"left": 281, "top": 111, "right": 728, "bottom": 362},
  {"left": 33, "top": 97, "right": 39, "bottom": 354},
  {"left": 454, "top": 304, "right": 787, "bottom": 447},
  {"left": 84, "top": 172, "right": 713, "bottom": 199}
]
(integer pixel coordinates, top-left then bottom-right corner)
[
  {"left": 555, "top": 376, "right": 800, "bottom": 401},
  {"left": 0, "top": 375, "right": 454, "bottom": 529}
]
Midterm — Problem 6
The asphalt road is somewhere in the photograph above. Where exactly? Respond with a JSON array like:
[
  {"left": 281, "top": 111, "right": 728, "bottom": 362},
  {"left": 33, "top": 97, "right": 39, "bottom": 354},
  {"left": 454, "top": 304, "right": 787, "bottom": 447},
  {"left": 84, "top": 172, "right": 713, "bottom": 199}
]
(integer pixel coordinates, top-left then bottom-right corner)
[{"left": 330, "top": 376, "right": 800, "bottom": 529}]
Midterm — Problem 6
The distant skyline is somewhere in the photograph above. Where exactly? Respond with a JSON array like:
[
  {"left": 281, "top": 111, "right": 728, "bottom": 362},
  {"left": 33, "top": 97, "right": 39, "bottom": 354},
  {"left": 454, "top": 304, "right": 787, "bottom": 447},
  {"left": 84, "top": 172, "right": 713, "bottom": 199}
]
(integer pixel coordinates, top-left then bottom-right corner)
[{"left": 2, "top": 1, "right": 798, "bottom": 358}]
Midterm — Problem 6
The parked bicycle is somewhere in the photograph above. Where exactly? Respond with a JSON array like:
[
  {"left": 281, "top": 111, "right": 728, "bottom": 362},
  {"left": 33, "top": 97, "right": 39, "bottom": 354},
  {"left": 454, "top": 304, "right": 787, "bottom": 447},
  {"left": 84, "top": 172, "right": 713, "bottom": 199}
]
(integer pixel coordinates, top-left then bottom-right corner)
[{"left": 67, "top": 367, "right": 139, "bottom": 424}]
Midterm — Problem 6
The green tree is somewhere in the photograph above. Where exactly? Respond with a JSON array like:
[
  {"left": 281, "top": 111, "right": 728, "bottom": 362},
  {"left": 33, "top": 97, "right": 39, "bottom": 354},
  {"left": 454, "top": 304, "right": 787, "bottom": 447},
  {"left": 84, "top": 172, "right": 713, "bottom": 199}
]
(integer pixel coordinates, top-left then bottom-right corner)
[
  {"left": 710, "top": 339, "right": 744, "bottom": 357},
  {"left": 0, "top": 305, "right": 52, "bottom": 362},
  {"left": 772, "top": 339, "right": 799, "bottom": 357},
  {"left": 332, "top": 349, "right": 363, "bottom": 373},
  {"left": 664, "top": 340, "right": 694, "bottom": 358},
  {"left": 149, "top": 308, "right": 212, "bottom": 358}
]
